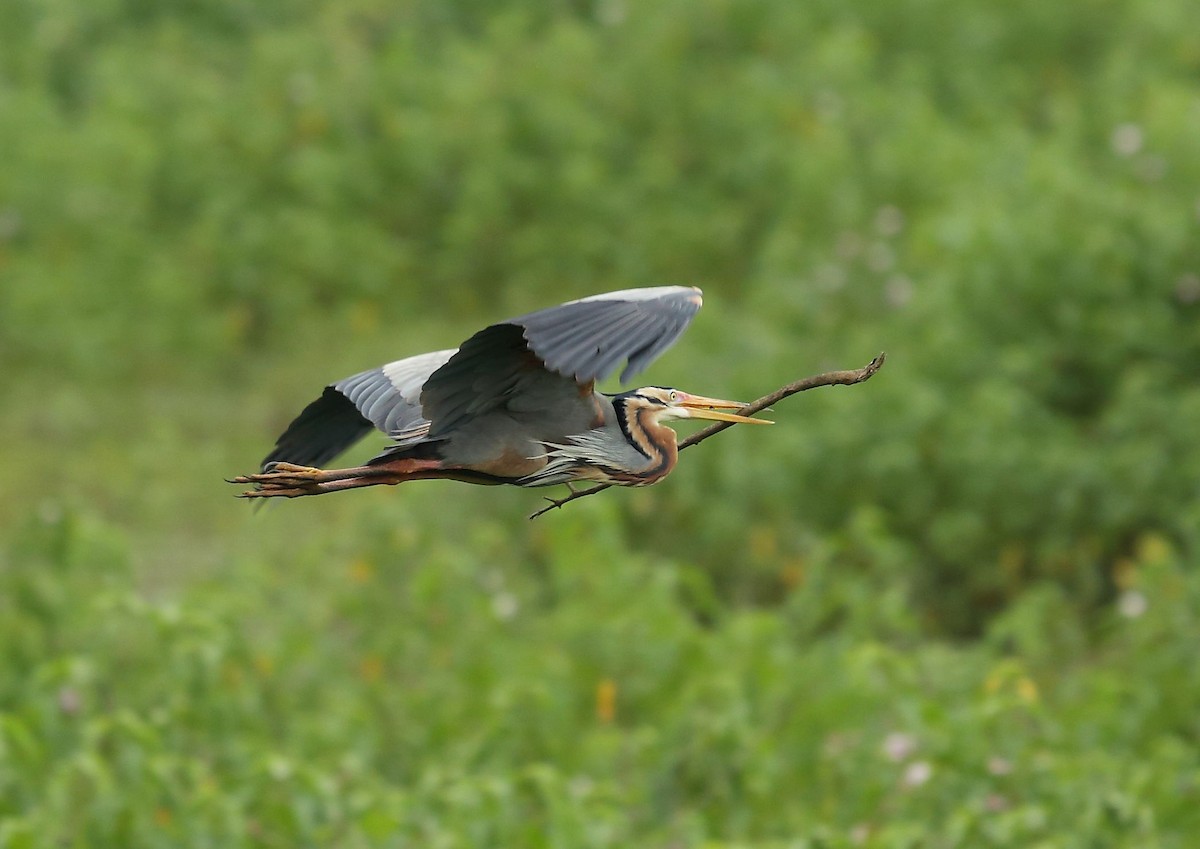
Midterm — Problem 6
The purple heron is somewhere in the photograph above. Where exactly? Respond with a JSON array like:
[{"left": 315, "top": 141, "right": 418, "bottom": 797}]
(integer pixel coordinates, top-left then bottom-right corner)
[{"left": 232, "top": 287, "right": 770, "bottom": 500}]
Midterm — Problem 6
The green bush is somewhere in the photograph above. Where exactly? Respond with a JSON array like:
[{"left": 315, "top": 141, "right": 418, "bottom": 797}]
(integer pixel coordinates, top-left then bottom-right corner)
[{"left": 2, "top": 507, "right": 1197, "bottom": 846}]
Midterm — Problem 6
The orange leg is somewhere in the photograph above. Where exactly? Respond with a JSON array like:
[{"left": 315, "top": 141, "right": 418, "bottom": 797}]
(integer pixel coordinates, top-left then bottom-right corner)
[{"left": 230, "top": 459, "right": 446, "bottom": 499}]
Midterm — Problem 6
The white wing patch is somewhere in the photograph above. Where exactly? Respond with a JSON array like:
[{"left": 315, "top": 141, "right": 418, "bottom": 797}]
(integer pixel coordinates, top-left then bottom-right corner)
[
  {"left": 567, "top": 285, "right": 702, "bottom": 306},
  {"left": 375, "top": 348, "right": 457, "bottom": 443},
  {"left": 382, "top": 348, "right": 457, "bottom": 398}
]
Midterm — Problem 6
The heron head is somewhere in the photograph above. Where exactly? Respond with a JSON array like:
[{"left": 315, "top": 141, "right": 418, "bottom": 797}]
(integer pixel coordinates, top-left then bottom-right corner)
[{"left": 618, "top": 386, "right": 773, "bottom": 425}]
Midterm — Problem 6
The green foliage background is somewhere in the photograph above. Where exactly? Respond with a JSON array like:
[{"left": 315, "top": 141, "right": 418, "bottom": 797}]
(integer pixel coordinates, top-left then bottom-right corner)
[{"left": 2, "top": 0, "right": 1199, "bottom": 845}]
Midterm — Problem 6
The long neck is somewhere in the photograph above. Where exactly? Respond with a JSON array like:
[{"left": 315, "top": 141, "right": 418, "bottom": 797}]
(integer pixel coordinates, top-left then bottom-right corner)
[{"left": 616, "top": 401, "right": 678, "bottom": 485}]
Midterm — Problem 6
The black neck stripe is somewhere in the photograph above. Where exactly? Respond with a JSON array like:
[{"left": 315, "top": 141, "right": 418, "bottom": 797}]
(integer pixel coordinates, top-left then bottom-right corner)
[{"left": 615, "top": 399, "right": 651, "bottom": 460}]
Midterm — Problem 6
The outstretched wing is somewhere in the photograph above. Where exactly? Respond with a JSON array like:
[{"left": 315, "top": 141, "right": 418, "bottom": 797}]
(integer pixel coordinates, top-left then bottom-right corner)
[
  {"left": 258, "top": 286, "right": 702, "bottom": 468},
  {"left": 260, "top": 349, "right": 455, "bottom": 470},
  {"left": 421, "top": 286, "right": 703, "bottom": 438}
]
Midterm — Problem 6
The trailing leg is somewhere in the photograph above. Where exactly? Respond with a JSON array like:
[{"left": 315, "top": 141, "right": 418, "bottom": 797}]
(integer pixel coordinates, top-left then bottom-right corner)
[{"left": 231, "top": 458, "right": 445, "bottom": 499}]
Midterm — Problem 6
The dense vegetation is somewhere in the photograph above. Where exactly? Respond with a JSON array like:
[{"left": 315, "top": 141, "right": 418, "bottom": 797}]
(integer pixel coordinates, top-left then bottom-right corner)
[{"left": 2, "top": 0, "right": 1198, "bottom": 845}]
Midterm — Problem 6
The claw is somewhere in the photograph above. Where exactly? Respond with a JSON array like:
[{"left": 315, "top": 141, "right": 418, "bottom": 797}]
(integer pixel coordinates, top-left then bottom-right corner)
[
  {"left": 238, "top": 487, "right": 308, "bottom": 499},
  {"left": 264, "top": 462, "right": 323, "bottom": 475}
]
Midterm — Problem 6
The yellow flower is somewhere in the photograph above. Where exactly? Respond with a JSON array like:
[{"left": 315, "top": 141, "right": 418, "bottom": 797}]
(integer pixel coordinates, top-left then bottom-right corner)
[{"left": 596, "top": 678, "right": 617, "bottom": 724}]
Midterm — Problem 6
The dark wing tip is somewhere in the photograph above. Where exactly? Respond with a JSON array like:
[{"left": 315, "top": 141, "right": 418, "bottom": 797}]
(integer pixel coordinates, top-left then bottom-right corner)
[
  {"left": 510, "top": 286, "right": 703, "bottom": 385},
  {"left": 261, "top": 387, "right": 374, "bottom": 471}
]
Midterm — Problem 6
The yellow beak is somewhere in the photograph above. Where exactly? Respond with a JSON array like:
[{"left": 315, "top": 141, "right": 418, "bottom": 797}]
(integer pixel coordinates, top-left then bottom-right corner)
[{"left": 676, "top": 392, "right": 773, "bottom": 425}]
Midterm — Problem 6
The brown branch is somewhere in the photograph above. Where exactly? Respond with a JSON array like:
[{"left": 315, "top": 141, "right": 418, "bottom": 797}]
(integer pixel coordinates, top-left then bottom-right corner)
[{"left": 528, "top": 352, "right": 886, "bottom": 520}]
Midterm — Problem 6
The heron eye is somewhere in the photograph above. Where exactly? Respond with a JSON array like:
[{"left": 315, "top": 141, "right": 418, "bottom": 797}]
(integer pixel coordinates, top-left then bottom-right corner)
[{"left": 668, "top": 391, "right": 678, "bottom": 402}]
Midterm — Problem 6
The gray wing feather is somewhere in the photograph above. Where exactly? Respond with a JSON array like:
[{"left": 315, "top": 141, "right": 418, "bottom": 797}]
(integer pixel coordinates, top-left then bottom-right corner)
[
  {"left": 260, "top": 348, "right": 454, "bottom": 470},
  {"left": 421, "top": 286, "right": 702, "bottom": 437},
  {"left": 336, "top": 348, "right": 456, "bottom": 437},
  {"left": 513, "top": 286, "right": 702, "bottom": 383},
  {"left": 547, "top": 311, "right": 652, "bottom": 380}
]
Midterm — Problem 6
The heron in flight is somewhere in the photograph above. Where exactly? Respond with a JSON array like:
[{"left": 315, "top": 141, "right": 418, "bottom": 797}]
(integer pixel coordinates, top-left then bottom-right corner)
[{"left": 232, "top": 287, "right": 770, "bottom": 500}]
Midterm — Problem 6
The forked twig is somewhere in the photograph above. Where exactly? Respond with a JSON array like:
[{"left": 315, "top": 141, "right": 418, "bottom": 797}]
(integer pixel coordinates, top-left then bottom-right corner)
[{"left": 528, "top": 352, "right": 886, "bottom": 519}]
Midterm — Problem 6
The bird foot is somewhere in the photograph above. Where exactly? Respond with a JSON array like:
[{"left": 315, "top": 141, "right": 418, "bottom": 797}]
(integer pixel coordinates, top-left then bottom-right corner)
[
  {"left": 229, "top": 461, "right": 408, "bottom": 499},
  {"left": 229, "top": 462, "right": 330, "bottom": 498},
  {"left": 262, "top": 462, "right": 326, "bottom": 481},
  {"left": 231, "top": 462, "right": 325, "bottom": 485}
]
